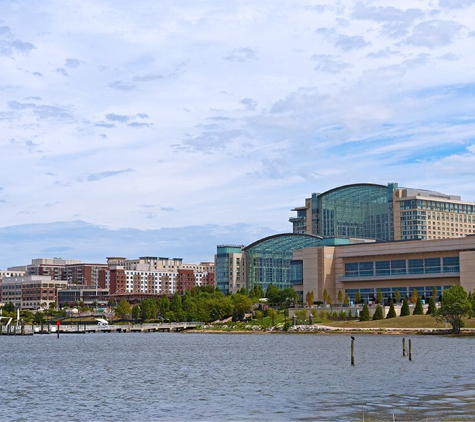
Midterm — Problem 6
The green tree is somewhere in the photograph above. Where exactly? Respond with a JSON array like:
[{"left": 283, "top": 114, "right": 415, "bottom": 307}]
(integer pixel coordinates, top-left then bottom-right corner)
[
  {"left": 427, "top": 297, "right": 436, "bottom": 315},
  {"left": 326, "top": 295, "right": 332, "bottom": 307},
  {"left": 140, "top": 298, "right": 158, "bottom": 320},
  {"left": 413, "top": 297, "right": 424, "bottom": 315},
  {"left": 337, "top": 290, "right": 343, "bottom": 304},
  {"left": 306, "top": 291, "right": 314, "bottom": 307},
  {"left": 237, "top": 287, "right": 247, "bottom": 295},
  {"left": 373, "top": 304, "right": 384, "bottom": 320},
  {"left": 265, "top": 283, "right": 280, "bottom": 305},
  {"left": 355, "top": 291, "right": 362, "bottom": 304},
  {"left": 343, "top": 293, "right": 350, "bottom": 306},
  {"left": 231, "top": 293, "right": 253, "bottom": 322},
  {"left": 33, "top": 311, "right": 46, "bottom": 325},
  {"left": 386, "top": 301, "right": 396, "bottom": 319},
  {"left": 157, "top": 295, "right": 170, "bottom": 316},
  {"left": 395, "top": 290, "right": 401, "bottom": 303},
  {"left": 266, "top": 307, "right": 278, "bottom": 326},
  {"left": 434, "top": 285, "right": 472, "bottom": 333},
  {"left": 400, "top": 297, "right": 410, "bottom": 317},
  {"left": 249, "top": 284, "right": 264, "bottom": 299},
  {"left": 431, "top": 286, "right": 438, "bottom": 301},
  {"left": 254, "top": 309, "right": 263, "bottom": 324},
  {"left": 170, "top": 292, "right": 183, "bottom": 313},
  {"left": 280, "top": 288, "right": 298, "bottom": 307},
  {"left": 3, "top": 301, "right": 15, "bottom": 314},
  {"left": 359, "top": 304, "right": 370, "bottom": 321},
  {"left": 377, "top": 290, "right": 383, "bottom": 304},
  {"left": 183, "top": 292, "right": 198, "bottom": 322},
  {"left": 115, "top": 300, "right": 131, "bottom": 320},
  {"left": 132, "top": 305, "right": 140, "bottom": 321}
]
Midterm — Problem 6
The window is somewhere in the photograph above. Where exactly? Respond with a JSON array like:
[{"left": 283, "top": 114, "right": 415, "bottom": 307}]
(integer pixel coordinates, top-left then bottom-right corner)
[
  {"left": 408, "top": 259, "right": 424, "bottom": 274},
  {"left": 375, "top": 261, "right": 390, "bottom": 276},
  {"left": 345, "top": 262, "right": 358, "bottom": 277},
  {"left": 424, "top": 258, "right": 441, "bottom": 273},
  {"left": 391, "top": 260, "right": 406, "bottom": 275},
  {"left": 442, "top": 257, "right": 459, "bottom": 273},
  {"left": 359, "top": 262, "right": 374, "bottom": 277}
]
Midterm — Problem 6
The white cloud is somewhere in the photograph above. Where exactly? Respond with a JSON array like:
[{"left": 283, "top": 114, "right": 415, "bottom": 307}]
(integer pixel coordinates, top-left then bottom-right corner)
[
  {"left": 0, "top": 0, "right": 475, "bottom": 267},
  {"left": 439, "top": 0, "right": 475, "bottom": 9},
  {"left": 404, "top": 20, "right": 462, "bottom": 47}
]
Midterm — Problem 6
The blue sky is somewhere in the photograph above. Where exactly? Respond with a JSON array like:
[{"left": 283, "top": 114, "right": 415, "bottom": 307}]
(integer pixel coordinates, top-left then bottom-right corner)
[{"left": 1, "top": 0, "right": 475, "bottom": 268}]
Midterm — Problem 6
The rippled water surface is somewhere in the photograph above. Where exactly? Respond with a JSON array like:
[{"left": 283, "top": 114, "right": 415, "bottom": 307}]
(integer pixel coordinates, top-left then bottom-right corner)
[{"left": 1, "top": 332, "right": 474, "bottom": 421}]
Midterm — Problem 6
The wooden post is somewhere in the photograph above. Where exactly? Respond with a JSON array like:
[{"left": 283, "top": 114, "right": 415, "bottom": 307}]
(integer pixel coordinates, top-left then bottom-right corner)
[
  {"left": 402, "top": 337, "right": 406, "bottom": 356},
  {"left": 408, "top": 339, "right": 412, "bottom": 361},
  {"left": 351, "top": 338, "right": 355, "bottom": 366}
]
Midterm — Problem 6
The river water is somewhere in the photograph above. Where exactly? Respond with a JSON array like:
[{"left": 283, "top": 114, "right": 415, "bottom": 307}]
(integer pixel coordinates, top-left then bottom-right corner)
[{"left": 1, "top": 332, "right": 474, "bottom": 421}]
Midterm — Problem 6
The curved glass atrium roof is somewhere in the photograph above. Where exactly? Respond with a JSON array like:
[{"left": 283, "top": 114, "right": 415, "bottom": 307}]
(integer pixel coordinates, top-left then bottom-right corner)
[
  {"left": 317, "top": 183, "right": 391, "bottom": 240},
  {"left": 243, "top": 233, "right": 324, "bottom": 254},
  {"left": 244, "top": 234, "right": 324, "bottom": 291}
]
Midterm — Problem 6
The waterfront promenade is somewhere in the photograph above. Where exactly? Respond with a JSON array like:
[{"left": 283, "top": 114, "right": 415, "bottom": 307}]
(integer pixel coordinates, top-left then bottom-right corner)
[{"left": 0, "top": 322, "right": 202, "bottom": 336}]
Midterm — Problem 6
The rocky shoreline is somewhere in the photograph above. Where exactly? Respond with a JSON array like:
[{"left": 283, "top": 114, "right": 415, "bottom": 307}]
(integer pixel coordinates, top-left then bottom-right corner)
[{"left": 190, "top": 324, "right": 475, "bottom": 335}]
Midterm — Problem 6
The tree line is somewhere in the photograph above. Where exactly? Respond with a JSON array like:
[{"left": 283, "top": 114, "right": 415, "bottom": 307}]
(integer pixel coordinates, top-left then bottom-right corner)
[
  {"left": 358, "top": 285, "right": 475, "bottom": 333},
  {"left": 113, "top": 284, "right": 291, "bottom": 323}
]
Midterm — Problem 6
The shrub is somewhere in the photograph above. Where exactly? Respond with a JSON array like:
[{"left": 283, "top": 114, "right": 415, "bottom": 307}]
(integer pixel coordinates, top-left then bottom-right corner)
[
  {"left": 373, "top": 304, "right": 384, "bottom": 320},
  {"left": 359, "top": 304, "right": 370, "bottom": 321},
  {"left": 386, "top": 301, "right": 396, "bottom": 319},
  {"left": 427, "top": 297, "right": 436, "bottom": 315},
  {"left": 400, "top": 297, "right": 410, "bottom": 317},
  {"left": 413, "top": 297, "right": 424, "bottom": 315}
]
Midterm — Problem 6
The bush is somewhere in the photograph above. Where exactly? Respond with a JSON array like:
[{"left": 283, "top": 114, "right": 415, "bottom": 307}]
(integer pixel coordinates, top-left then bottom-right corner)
[
  {"left": 386, "top": 301, "right": 396, "bottom": 319},
  {"left": 427, "top": 297, "right": 436, "bottom": 315},
  {"left": 400, "top": 297, "right": 410, "bottom": 317},
  {"left": 373, "top": 304, "right": 384, "bottom": 320},
  {"left": 359, "top": 304, "right": 370, "bottom": 321},
  {"left": 413, "top": 297, "right": 424, "bottom": 315}
]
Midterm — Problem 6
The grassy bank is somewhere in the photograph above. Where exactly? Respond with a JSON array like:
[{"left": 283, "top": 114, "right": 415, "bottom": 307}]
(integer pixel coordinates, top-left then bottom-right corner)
[{"left": 321, "top": 314, "right": 475, "bottom": 329}]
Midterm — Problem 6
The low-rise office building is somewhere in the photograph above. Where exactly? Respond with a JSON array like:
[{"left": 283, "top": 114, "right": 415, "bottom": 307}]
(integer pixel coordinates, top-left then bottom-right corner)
[
  {"left": 0, "top": 275, "right": 67, "bottom": 310},
  {"left": 292, "top": 236, "right": 475, "bottom": 304}
]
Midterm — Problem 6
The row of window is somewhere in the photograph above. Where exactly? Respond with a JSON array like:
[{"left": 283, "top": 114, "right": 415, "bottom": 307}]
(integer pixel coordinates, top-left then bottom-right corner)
[
  {"left": 345, "top": 285, "right": 447, "bottom": 301},
  {"left": 400, "top": 200, "right": 475, "bottom": 213},
  {"left": 345, "top": 257, "right": 459, "bottom": 277}
]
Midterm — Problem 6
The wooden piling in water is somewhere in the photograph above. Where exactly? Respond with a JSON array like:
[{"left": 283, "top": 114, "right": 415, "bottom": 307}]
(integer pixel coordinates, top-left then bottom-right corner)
[
  {"left": 408, "top": 339, "right": 412, "bottom": 361},
  {"left": 402, "top": 337, "right": 406, "bottom": 356},
  {"left": 351, "top": 338, "right": 355, "bottom": 366}
]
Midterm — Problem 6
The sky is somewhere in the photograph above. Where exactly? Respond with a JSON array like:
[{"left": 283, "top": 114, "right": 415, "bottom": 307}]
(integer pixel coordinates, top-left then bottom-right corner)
[{"left": 1, "top": 0, "right": 475, "bottom": 268}]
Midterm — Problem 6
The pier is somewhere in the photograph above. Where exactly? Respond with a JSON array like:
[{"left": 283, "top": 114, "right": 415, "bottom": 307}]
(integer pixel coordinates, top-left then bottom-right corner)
[{"left": 0, "top": 322, "right": 202, "bottom": 336}]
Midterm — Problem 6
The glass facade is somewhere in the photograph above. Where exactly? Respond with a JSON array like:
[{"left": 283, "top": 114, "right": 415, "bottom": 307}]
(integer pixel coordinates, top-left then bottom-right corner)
[
  {"left": 317, "top": 184, "right": 392, "bottom": 240},
  {"left": 344, "top": 257, "right": 460, "bottom": 278},
  {"left": 216, "top": 245, "right": 243, "bottom": 295},
  {"left": 244, "top": 234, "right": 324, "bottom": 293},
  {"left": 345, "top": 286, "right": 448, "bottom": 303}
]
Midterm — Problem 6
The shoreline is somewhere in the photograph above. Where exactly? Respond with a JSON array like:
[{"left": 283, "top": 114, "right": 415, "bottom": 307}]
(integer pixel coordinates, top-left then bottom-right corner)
[{"left": 188, "top": 326, "right": 475, "bottom": 336}]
